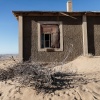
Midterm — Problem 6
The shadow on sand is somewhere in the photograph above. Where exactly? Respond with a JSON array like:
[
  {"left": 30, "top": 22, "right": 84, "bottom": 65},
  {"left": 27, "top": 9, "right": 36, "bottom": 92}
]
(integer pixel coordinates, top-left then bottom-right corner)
[{"left": 0, "top": 62, "right": 99, "bottom": 93}]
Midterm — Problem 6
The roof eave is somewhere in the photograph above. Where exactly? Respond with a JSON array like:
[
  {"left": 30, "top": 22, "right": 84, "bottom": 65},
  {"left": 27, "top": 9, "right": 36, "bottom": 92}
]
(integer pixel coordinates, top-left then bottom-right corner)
[{"left": 12, "top": 11, "right": 100, "bottom": 20}]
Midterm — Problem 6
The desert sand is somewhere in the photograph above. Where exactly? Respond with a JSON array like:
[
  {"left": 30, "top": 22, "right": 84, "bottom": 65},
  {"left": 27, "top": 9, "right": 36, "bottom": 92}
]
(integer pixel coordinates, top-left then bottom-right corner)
[{"left": 0, "top": 56, "right": 100, "bottom": 100}]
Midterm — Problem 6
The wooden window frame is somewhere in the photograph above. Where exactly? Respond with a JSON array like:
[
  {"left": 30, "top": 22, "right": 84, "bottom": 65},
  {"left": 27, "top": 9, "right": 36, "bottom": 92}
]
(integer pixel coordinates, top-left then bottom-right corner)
[
  {"left": 38, "top": 21, "right": 63, "bottom": 51},
  {"left": 41, "top": 33, "right": 51, "bottom": 48}
]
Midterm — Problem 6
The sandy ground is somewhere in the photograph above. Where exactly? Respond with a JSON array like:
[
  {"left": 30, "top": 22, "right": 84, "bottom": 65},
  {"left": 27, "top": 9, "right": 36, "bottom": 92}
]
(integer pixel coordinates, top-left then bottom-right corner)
[
  {"left": 0, "top": 59, "right": 18, "bottom": 70},
  {"left": 53, "top": 56, "right": 100, "bottom": 74},
  {"left": 0, "top": 56, "right": 100, "bottom": 100}
]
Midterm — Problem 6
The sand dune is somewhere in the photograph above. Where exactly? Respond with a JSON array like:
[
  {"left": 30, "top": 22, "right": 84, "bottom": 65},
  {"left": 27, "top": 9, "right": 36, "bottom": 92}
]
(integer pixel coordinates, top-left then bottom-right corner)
[
  {"left": 53, "top": 56, "right": 100, "bottom": 74},
  {"left": 0, "top": 56, "right": 100, "bottom": 100}
]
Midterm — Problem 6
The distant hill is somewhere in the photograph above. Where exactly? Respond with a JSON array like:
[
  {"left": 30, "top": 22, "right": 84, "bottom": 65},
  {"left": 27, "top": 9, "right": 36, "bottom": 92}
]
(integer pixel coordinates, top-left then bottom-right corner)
[{"left": 0, "top": 54, "right": 18, "bottom": 60}]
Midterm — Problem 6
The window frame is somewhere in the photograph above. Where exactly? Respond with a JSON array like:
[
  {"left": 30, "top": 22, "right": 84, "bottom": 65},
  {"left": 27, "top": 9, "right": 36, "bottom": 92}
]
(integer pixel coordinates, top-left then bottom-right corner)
[
  {"left": 38, "top": 21, "right": 63, "bottom": 51},
  {"left": 41, "top": 33, "right": 51, "bottom": 48}
]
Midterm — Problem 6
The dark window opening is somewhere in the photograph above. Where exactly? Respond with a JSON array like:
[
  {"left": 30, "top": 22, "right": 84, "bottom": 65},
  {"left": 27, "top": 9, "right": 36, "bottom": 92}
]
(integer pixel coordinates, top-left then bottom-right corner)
[{"left": 41, "top": 34, "right": 51, "bottom": 48}]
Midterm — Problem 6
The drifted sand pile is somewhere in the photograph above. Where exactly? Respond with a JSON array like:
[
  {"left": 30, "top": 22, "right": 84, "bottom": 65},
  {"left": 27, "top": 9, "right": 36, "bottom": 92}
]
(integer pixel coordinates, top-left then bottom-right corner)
[
  {"left": 0, "top": 56, "right": 100, "bottom": 100},
  {"left": 53, "top": 56, "right": 100, "bottom": 74}
]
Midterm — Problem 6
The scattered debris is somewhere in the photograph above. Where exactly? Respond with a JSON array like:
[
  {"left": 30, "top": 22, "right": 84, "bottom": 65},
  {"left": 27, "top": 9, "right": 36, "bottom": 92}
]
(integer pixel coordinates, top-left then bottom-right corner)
[{"left": 0, "top": 62, "right": 99, "bottom": 93}]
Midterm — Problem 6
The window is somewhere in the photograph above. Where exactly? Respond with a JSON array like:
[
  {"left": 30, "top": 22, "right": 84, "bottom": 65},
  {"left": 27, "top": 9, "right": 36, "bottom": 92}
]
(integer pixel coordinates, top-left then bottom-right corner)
[
  {"left": 38, "top": 21, "right": 63, "bottom": 51},
  {"left": 41, "top": 34, "right": 51, "bottom": 48}
]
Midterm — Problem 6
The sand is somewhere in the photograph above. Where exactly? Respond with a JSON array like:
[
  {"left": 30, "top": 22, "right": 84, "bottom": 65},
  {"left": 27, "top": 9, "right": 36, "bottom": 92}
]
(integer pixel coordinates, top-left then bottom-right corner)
[
  {"left": 53, "top": 56, "right": 100, "bottom": 74},
  {"left": 0, "top": 56, "right": 100, "bottom": 100}
]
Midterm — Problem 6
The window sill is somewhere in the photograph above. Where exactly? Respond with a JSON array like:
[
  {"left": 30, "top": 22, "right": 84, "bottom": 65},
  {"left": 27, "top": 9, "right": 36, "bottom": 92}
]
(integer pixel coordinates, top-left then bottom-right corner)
[{"left": 38, "top": 48, "right": 63, "bottom": 52}]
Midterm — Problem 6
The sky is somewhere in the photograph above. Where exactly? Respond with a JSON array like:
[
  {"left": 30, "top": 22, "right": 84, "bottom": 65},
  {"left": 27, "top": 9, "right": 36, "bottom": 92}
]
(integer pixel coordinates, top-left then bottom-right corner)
[{"left": 0, "top": 0, "right": 100, "bottom": 54}]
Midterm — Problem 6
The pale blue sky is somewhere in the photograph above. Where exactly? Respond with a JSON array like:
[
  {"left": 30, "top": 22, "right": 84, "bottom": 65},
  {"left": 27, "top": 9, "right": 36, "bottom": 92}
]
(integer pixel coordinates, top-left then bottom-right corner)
[{"left": 0, "top": 0, "right": 100, "bottom": 54}]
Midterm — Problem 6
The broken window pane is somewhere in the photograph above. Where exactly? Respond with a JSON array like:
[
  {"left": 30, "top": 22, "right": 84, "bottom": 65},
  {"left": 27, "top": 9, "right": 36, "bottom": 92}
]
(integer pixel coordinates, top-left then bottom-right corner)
[{"left": 45, "top": 34, "right": 50, "bottom": 41}]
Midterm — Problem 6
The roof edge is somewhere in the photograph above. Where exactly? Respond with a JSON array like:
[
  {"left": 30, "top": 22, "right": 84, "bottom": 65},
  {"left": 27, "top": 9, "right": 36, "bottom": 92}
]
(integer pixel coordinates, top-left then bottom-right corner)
[{"left": 12, "top": 11, "right": 100, "bottom": 19}]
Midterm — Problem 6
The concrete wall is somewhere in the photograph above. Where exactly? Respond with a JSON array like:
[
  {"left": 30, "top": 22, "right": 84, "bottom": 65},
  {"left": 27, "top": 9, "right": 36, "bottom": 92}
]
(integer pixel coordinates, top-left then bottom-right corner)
[
  {"left": 23, "top": 16, "right": 83, "bottom": 62},
  {"left": 87, "top": 16, "right": 100, "bottom": 56}
]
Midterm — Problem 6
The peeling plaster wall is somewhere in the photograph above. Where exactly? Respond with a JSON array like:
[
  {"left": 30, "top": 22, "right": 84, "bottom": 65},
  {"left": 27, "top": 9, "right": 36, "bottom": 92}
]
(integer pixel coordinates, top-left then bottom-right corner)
[{"left": 23, "top": 16, "right": 83, "bottom": 62}]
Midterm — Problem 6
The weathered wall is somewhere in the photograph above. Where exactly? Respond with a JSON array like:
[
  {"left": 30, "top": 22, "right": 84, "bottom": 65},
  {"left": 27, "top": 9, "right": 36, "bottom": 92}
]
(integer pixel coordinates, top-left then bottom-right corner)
[
  {"left": 23, "top": 16, "right": 83, "bottom": 62},
  {"left": 87, "top": 16, "right": 100, "bottom": 56}
]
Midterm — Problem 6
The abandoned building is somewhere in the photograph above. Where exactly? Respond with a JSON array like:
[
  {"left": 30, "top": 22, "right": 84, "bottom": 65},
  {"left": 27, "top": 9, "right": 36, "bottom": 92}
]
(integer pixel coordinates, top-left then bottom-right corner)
[{"left": 13, "top": 1, "right": 100, "bottom": 62}]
